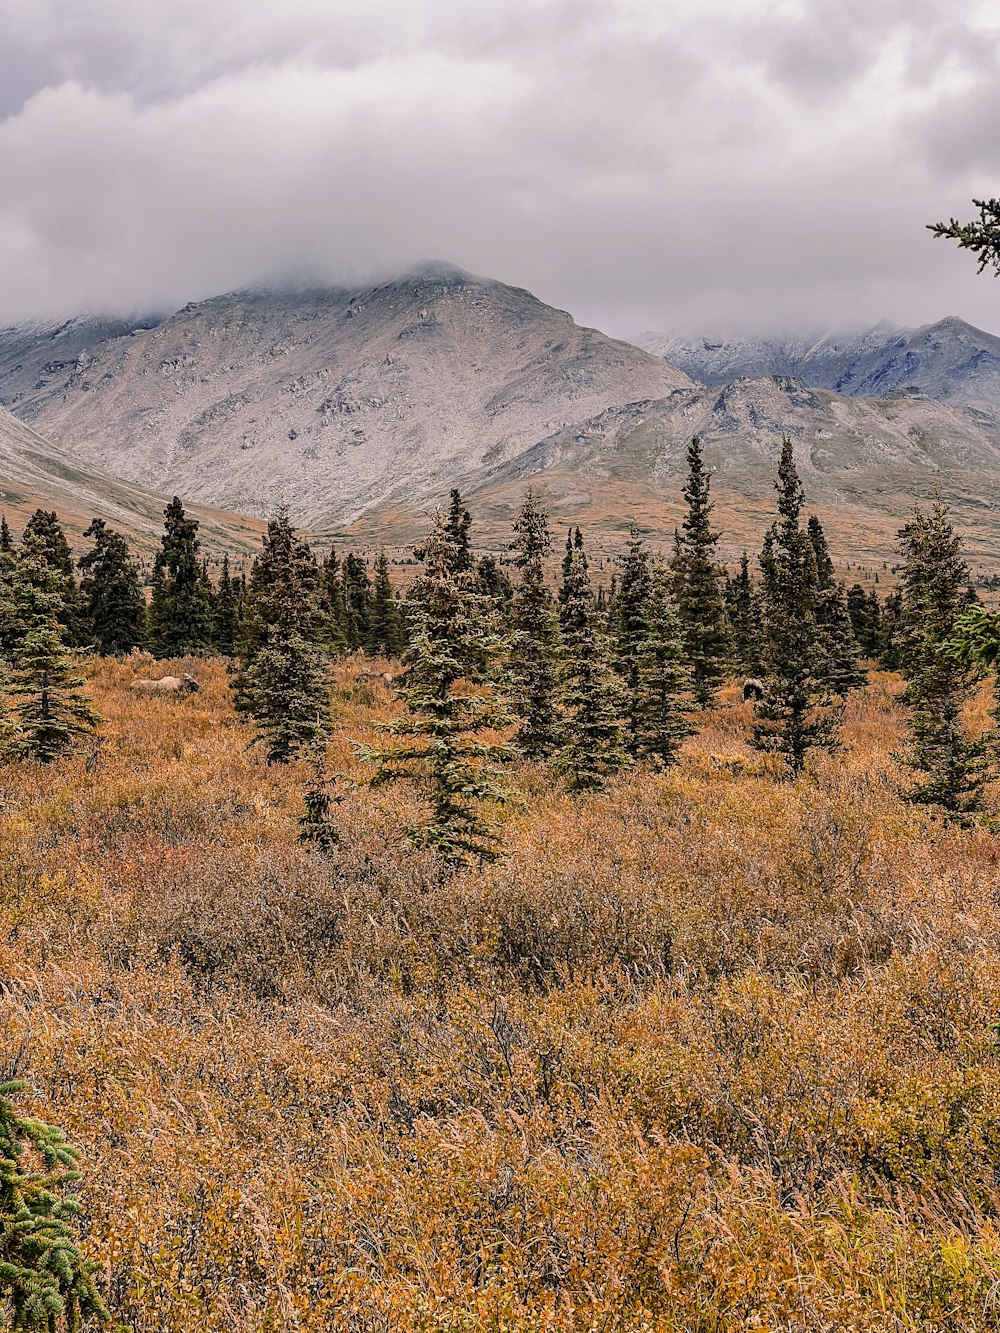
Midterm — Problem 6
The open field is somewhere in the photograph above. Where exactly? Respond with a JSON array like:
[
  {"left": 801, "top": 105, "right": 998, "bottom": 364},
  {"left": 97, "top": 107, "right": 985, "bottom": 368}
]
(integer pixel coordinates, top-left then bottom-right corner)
[{"left": 4, "top": 658, "right": 1000, "bottom": 1330}]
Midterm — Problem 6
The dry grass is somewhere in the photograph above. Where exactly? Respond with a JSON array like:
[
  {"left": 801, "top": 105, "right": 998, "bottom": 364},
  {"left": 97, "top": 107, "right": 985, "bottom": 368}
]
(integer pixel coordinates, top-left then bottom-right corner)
[{"left": 3, "top": 658, "right": 1000, "bottom": 1330}]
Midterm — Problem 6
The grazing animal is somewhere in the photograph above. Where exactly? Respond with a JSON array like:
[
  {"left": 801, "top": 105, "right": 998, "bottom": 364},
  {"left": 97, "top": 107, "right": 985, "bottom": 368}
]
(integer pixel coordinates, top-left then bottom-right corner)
[
  {"left": 353, "top": 670, "right": 395, "bottom": 687},
  {"left": 131, "top": 672, "right": 200, "bottom": 695},
  {"left": 743, "top": 677, "right": 765, "bottom": 702}
]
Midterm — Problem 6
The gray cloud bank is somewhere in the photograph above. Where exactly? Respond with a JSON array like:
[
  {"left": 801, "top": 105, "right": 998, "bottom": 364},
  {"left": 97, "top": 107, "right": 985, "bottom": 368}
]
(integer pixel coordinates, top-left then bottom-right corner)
[{"left": 0, "top": 0, "right": 998, "bottom": 337}]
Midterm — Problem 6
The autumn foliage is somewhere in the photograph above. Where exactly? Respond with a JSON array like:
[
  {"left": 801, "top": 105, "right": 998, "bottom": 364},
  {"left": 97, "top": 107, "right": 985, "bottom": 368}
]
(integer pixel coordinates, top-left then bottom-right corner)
[{"left": 3, "top": 655, "right": 1000, "bottom": 1329}]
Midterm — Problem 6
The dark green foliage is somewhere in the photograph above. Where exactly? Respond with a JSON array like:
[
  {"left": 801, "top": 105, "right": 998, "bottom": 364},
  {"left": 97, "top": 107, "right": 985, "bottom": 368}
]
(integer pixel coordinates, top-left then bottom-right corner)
[
  {"left": 670, "top": 437, "right": 730, "bottom": 706},
  {"left": 77, "top": 520, "right": 146, "bottom": 656},
  {"left": 319, "top": 550, "right": 349, "bottom": 653},
  {"left": 0, "top": 516, "right": 11, "bottom": 553},
  {"left": 929, "top": 197, "right": 1000, "bottom": 275},
  {"left": 557, "top": 528, "right": 629, "bottom": 792},
  {"left": 341, "top": 554, "right": 372, "bottom": 651},
  {"left": 20, "top": 512, "right": 80, "bottom": 645},
  {"left": 367, "top": 552, "right": 406, "bottom": 657},
  {"left": 232, "top": 509, "right": 330, "bottom": 765},
  {"left": 751, "top": 439, "right": 840, "bottom": 776},
  {"left": 895, "top": 501, "right": 986, "bottom": 822},
  {"left": 508, "top": 490, "right": 561, "bottom": 759},
  {"left": 0, "top": 1080, "right": 109, "bottom": 1331},
  {"left": 443, "top": 489, "right": 473, "bottom": 573},
  {"left": 3, "top": 549, "right": 98, "bottom": 763},
  {"left": 725, "top": 552, "right": 761, "bottom": 675},
  {"left": 952, "top": 605, "right": 1000, "bottom": 668},
  {"left": 212, "top": 555, "right": 243, "bottom": 656},
  {"left": 847, "top": 584, "right": 884, "bottom": 657},
  {"left": 614, "top": 528, "right": 653, "bottom": 755},
  {"left": 475, "top": 555, "right": 514, "bottom": 612},
  {"left": 635, "top": 562, "right": 693, "bottom": 766},
  {"left": 358, "top": 509, "right": 510, "bottom": 867},
  {"left": 879, "top": 589, "right": 905, "bottom": 669},
  {"left": 298, "top": 775, "right": 341, "bottom": 854},
  {"left": 146, "top": 498, "right": 215, "bottom": 657},
  {"left": 808, "top": 515, "right": 866, "bottom": 697}
]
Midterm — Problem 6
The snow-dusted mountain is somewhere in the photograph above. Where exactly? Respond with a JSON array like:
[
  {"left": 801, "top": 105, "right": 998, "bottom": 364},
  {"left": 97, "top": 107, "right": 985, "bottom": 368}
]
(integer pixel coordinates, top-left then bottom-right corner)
[
  {"left": 637, "top": 317, "right": 1000, "bottom": 410},
  {"left": 0, "top": 263, "right": 691, "bottom": 528}
]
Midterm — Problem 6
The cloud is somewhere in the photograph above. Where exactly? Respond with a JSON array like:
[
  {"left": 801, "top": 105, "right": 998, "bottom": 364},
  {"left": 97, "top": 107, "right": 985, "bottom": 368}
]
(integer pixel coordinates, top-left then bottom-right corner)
[{"left": 0, "top": 0, "right": 997, "bottom": 337}]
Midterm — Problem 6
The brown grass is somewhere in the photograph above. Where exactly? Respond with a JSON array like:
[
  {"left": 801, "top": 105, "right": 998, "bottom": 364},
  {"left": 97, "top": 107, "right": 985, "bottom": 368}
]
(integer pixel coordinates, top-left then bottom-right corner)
[{"left": 3, "top": 658, "right": 1000, "bottom": 1330}]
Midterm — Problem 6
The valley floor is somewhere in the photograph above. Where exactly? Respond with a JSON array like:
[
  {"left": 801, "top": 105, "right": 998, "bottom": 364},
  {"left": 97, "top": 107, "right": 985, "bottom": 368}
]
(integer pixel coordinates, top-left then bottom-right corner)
[{"left": 3, "top": 659, "right": 1000, "bottom": 1330}]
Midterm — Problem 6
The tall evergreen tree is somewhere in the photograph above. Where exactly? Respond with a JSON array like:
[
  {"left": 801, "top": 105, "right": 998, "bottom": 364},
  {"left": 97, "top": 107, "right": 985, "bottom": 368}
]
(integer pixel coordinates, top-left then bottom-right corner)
[
  {"left": 20, "top": 510, "right": 80, "bottom": 644},
  {"left": 367, "top": 551, "right": 406, "bottom": 657},
  {"left": 556, "top": 528, "right": 629, "bottom": 792},
  {"left": 443, "top": 488, "right": 473, "bottom": 573},
  {"left": 319, "top": 549, "right": 349, "bottom": 653},
  {"left": 751, "top": 439, "right": 840, "bottom": 775},
  {"left": 77, "top": 519, "right": 146, "bottom": 655},
  {"left": 146, "top": 497, "right": 214, "bottom": 656},
  {"left": 636, "top": 562, "right": 693, "bottom": 765},
  {"left": 212, "top": 554, "right": 242, "bottom": 655},
  {"left": 0, "top": 515, "right": 11, "bottom": 553},
  {"left": 232, "top": 509, "right": 330, "bottom": 764},
  {"left": 895, "top": 501, "right": 986, "bottom": 821},
  {"left": 4, "top": 549, "right": 98, "bottom": 763},
  {"left": 615, "top": 527, "right": 653, "bottom": 755},
  {"left": 508, "top": 490, "right": 561, "bottom": 759},
  {"left": 359, "top": 509, "right": 510, "bottom": 867},
  {"left": 808, "top": 514, "right": 867, "bottom": 696},
  {"left": 671, "top": 437, "right": 730, "bottom": 705},
  {"left": 341, "top": 553, "right": 372, "bottom": 651},
  {"left": 847, "top": 584, "right": 883, "bottom": 657},
  {"left": 725, "top": 551, "right": 761, "bottom": 675}
]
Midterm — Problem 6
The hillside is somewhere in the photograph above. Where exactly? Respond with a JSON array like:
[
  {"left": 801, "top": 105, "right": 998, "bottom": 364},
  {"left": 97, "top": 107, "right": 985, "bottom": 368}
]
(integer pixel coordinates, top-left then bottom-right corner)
[
  {"left": 0, "top": 403, "right": 263, "bottom": 554},
  {"left": 451, "top": 375, "right": 1000, "bottom": 566},
  {"left": 0, "top": 264, "right": 691, "bottom": 528},
  {"left": 638, "top": 317, "right": 1000, "bottom": 410}
]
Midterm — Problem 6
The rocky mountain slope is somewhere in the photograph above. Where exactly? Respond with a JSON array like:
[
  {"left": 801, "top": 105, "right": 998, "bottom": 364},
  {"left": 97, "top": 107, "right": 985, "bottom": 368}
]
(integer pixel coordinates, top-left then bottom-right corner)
[
  {"left": 0, "top": 263, "right": 691, "bottom": 528},
  {"left": 0, "top": 404, "right": 262, "bottom": 553},
  {"left": 638, "top": 317, "right": 1000, "bottom": 410},
  {"left": 458, "top": 376, "right": 1000, "bottom": 566}
]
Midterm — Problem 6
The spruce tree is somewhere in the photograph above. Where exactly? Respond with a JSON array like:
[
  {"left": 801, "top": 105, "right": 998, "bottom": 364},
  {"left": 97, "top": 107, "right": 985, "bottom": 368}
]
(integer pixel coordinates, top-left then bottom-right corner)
[
  {"left": 0, "top": 1081, "right": 109, "bottom": 1331},
  {"left": 341, "top": 554, "right": 372, "bottom": 651},
  {"left": 751, "top": 439, "right": 840, "bottom": 775},
  {"left": 671, "top": 437, "right": 730, "bottom": 705},
  {"left": 358, "top": 509, "right": 510, "bottom": 867},
  {"left": 320, "top": 549, "right": 349, "bottom": 653},
  {"left": 508, "top": 490, "right": 561, "bottom": 759},
  {"left": 614, "top": 528, "right": 653, "bottom": 755},
  {"left": 847, "top": 584, "right": 883, "bottom": 657},
  {"left": 20, "top": 511, "right": 80, "bottom": 644},
  {"left": 146, "top": 497, "right": 214, "bottom": 657},
  {"left": 443, "top": 488, "right": 473, "bottom": 572},
  {"left": 212, "top": 554, "right": 242, "bottom": 655},
  {"left": 77, "top": 519, "right": 146, "bottom": 656},
  {"left": 636, "top": 562, "right": 693, "bottom": 765},
  {"left": 725, "top": 551, "right": 761, "bottom": 675},
  {"left": 367, "top": 552, "right": 406, "bottom": 657},
  {"left": 232, "top": 509, "right": 331, "bottom": 764},
  {"left": 895, "top": 501, "right": 986, "bottom": 821},
  {"left": 0, "top": 516, "right": 11, "bottom": 553},
  {"left": 4, "top": 550, "right": 99, "bottom": 763},
  {"left": 556, "top": 528, "right": 629, "bottom": 792},
  {"left": 808, "top": 514, "right": 867, "bottom": 696}
]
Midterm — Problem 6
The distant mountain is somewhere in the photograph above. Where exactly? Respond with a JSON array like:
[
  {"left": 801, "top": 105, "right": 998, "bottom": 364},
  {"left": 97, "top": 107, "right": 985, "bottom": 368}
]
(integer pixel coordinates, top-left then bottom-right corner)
[
  {"left": 637, "top": 317, "right": 1000, "bottom": 410},
  {"left": 0, "top": 403, "right": 262, "bottom": 554},
  {"left": 456, "top": 375, "right": 1000, "bottom": 565},
  {"left": 0, "top": 264, "right": 691, "bottom": 528}
]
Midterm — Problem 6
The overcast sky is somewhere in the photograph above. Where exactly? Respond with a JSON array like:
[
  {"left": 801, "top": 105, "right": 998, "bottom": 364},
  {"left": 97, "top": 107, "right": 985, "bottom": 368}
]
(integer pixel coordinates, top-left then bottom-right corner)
[{"left": 0, "top": 0, "right": 997, "bottom": 337}]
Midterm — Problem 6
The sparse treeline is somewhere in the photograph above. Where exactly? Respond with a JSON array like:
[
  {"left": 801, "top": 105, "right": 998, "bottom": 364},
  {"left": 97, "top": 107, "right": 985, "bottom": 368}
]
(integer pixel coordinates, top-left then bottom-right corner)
[{"left": 0, "top": 445, "right": 994, "bottom": 861}]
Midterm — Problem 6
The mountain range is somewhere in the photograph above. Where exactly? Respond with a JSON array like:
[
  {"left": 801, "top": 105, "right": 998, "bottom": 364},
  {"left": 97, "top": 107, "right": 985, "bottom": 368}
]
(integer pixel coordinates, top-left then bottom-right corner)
[
  {"left": 0, "top": 265, "right": 998, "bottom": 565},
  {"left": 637, "top": 318, "right": 1000, "bottom": 410}
]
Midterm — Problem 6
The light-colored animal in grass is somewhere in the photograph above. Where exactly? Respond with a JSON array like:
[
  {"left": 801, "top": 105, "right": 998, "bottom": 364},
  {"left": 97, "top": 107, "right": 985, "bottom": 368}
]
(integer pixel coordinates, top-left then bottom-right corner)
[{"left": 130, "top": 672, "right": 200, "bottom": 695}]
